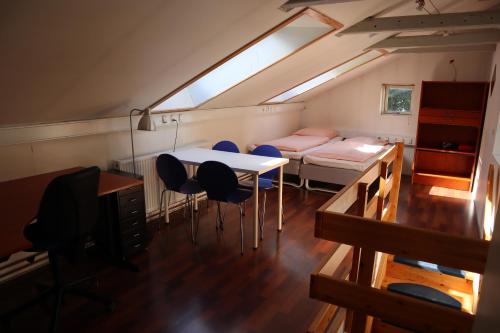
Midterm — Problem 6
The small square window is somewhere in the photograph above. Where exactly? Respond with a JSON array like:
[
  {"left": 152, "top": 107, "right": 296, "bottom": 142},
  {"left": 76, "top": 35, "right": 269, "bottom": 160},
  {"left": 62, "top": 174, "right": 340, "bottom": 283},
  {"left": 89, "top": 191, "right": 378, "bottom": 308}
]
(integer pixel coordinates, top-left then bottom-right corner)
[{"left": 382, "top": 84, "right": 413, "bottom": 115}]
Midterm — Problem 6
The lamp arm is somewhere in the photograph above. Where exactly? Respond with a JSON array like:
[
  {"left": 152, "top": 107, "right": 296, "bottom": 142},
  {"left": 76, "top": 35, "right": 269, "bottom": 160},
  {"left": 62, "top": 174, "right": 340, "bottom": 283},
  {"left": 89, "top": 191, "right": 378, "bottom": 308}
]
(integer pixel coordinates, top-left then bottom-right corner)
[{"left": 129, "top": 108, "right": 144, "bottom": 177}]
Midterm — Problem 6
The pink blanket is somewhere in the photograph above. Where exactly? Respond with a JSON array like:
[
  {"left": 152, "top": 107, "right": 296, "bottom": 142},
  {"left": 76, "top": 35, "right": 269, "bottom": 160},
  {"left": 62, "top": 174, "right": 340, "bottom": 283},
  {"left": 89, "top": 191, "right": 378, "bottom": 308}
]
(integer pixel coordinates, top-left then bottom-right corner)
[
  {"left": 310, "top": 140, "right": 385, "bottom": 162},
  {"left": 259, "top": 135, "right": 330, "bottom": 152}
]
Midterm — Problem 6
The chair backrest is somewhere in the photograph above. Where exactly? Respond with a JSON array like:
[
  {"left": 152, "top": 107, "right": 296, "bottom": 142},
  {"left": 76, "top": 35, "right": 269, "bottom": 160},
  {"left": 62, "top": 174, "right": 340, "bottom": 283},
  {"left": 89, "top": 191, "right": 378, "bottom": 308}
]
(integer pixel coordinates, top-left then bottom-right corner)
[
  {"left": 252, "top": 145, "right": 282, "bottom": 180},
  {"left": 156, "top": 154, "right": 188, "bottom": 192},
  {"left": 197, "top": 161, "right": 238, "bottom": 202},
  {"left": 212, "top": 140, "right": 240, "bottom": 153},
  {"left": 33, "top": 166, "right": 101, "bottom": 256}
]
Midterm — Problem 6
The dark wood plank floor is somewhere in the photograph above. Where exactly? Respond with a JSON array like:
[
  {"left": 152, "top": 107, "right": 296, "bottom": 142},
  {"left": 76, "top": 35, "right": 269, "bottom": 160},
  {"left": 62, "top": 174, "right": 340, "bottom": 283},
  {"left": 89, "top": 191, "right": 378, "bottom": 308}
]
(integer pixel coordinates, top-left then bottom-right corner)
[{"left": 0, "top": 176, "right": 479, "bottom": 333}]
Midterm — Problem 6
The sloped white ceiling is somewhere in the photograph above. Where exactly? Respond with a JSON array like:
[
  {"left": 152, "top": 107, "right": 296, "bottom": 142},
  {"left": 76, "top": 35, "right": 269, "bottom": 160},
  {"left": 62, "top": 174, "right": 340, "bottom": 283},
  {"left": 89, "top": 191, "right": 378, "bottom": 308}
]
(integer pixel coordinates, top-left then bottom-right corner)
[{"left": 0, "top": 0, "right": 499, "bottom": 126}]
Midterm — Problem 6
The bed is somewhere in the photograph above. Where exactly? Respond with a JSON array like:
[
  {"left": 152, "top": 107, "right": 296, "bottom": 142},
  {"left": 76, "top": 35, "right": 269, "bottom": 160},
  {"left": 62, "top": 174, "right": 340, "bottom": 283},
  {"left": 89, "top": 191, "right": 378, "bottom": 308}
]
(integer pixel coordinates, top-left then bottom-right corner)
[
  {"left": 300, "top": 136, "right": 390, "bottom": 192},
  {"left": 248, "top": 128, "right": 342, "bottom": 187}
]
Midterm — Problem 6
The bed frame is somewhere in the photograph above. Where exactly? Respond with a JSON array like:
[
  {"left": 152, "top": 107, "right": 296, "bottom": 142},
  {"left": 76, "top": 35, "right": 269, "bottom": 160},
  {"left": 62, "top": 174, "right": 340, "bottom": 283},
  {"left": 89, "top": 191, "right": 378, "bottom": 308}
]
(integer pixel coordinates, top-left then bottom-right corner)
[
  {"left": 299, "top": 146, "right": 390, "bottom": 193},
  {"left": 307, "top": 142, "right": 490, "bottom": 333},
  {"left": 282, "top": 159, "right": 304, "bottom": 188}
]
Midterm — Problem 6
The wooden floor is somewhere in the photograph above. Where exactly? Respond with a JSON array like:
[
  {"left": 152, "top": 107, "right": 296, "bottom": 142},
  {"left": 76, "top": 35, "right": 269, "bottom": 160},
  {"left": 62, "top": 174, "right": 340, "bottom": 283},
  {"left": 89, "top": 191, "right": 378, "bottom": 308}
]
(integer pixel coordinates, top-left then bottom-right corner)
[{"left": 0, "top": 176, "right": 480, "bottom": 333}]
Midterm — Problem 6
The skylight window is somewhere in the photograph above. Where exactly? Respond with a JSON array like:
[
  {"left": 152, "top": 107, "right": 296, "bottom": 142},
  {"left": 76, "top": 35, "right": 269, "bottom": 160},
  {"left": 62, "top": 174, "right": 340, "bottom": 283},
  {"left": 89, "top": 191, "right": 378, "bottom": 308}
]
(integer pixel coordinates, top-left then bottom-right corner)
[
  {"left": 152, "top": 9, "right": 341, "bottom": 111},
  {"left": 264, "top": 50, "right": 385, "bottom": 104}
]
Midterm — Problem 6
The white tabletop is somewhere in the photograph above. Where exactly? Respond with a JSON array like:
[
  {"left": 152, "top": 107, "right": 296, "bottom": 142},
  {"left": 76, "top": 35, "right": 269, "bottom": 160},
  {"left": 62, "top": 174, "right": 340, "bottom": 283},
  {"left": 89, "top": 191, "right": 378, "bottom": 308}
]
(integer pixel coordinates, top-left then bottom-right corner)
[{"left": 168, "top": 148, "right": 289, "bottom": 175}]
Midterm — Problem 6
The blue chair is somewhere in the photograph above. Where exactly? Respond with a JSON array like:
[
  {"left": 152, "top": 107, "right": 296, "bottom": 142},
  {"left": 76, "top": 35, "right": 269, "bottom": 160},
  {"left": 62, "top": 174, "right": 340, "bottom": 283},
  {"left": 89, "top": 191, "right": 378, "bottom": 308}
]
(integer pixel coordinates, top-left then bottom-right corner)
[
  {"left": 156, "top": 154, "right": 203, "bottom": 243},
  {"left": 212, "top": 140, "right": 240, "bottom": 153},
  {"left": 197, "top": 161, "right": 253, "bottom": 254},
  {"left": 241, "top": 145, "right": 283, "bottom": 239}
]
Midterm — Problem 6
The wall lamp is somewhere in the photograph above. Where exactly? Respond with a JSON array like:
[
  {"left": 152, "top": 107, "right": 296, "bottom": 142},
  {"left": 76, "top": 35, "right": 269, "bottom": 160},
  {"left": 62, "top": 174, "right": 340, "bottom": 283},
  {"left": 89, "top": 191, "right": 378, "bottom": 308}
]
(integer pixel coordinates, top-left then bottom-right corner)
[{"left": 129, "top": 108, "right": 156, "bottom": 176}]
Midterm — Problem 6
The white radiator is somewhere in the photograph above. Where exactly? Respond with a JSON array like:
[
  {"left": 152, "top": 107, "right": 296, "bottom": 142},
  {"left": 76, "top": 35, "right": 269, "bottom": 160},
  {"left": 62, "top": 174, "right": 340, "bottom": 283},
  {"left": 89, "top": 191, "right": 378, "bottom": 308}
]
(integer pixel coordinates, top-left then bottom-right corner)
[{"left": 111, "top": 141, "right": 210, "bottom": 218}]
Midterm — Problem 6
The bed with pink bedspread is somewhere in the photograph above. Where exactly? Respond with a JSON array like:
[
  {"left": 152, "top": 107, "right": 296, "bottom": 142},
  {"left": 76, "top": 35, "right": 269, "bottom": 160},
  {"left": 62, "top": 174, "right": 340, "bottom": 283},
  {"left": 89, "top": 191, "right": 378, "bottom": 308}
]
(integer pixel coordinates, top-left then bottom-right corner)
[{"left": 301, "top": 136, "right": 390, "bottom": 189}]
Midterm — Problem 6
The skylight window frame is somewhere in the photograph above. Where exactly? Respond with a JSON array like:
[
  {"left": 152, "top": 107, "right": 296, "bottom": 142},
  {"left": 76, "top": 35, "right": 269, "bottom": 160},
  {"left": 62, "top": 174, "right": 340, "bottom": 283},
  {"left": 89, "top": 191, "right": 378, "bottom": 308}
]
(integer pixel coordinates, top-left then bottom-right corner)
[
  {"left": 262, "top": 49, "right": 386, "bottom": 105},
  {"left": 381, "top": 83, "right": 414, "bottom": 115},
  {"left": 150, "top": 8, "right": 343, "bottom": 112}
]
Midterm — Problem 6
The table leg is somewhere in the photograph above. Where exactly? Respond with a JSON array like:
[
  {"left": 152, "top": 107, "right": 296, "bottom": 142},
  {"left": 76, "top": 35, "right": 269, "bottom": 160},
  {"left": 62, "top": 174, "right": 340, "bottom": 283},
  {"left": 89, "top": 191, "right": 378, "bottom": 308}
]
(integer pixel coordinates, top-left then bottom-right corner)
[
  {"left": 191, "top": 165, "right": 198, "bottom": 211},
  {"left": 253, "top": 173, "right": 259, "bottom": 249},
  {"left": 278, "top": 165, "right": 283, "bottom": 231}
]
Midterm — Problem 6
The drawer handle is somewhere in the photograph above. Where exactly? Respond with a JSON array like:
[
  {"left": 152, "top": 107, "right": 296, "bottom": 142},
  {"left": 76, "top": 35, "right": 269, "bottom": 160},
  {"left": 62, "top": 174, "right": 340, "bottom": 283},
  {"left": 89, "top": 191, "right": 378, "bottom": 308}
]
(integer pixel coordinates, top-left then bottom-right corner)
[
  {"left": 133, "top": 233, "right": 141, "bottom": 238},
  {"left": 131, "top": 221, "right": 139, "bottom": 227},
  {"left": 129, "top": 198, "right": 137, "bottom": 203},
  {"left": 133, "top": 243, "right": 142, "bottom": 248},
  {"left": 130, "top": 210, "right": 138, "bottom": 215}
]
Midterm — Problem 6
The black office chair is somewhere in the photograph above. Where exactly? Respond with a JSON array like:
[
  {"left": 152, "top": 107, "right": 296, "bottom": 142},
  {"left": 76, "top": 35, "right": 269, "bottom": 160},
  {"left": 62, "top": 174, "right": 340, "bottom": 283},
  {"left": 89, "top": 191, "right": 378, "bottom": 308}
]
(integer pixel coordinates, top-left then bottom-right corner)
[{"left": 3, "top": 167, "right": 115, "bottom": 333}]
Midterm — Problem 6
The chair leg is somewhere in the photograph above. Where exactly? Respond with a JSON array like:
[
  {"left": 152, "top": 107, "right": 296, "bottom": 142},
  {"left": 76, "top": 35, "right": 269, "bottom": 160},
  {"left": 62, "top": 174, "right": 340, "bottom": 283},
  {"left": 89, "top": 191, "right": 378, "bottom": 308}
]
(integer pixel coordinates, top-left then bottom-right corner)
[
  {"left": 165, "top": 190, "right": 171, "bottom": 224},
  {"left": 260, "top": 191, "right": 267, "bottom": 240},
  {"left": 68, "top": 287, "right": 115, "bottom": 312},
  {"left": 49, "top": 288, "right": 64, "bottom": 333},
  {"left": 190, "top": 195, "right": 196, "bottom": 244},
  {"left": 48, "top": 252, "right": 62, "bottom": 333},
  {"left": 239, "top": 204, "right": 244, "bottom": 255},
  {"left": 158, "top": 190, "right": 165, "bottom": 230},
  {"left": 216, "top": 201, "right": 221, "bottom": 230},
  {"left": 221, "top": 204, "right": 228, "bottom": 230},
  {"left": 183, "top": 196, "right": 188, "bottom": 218}
]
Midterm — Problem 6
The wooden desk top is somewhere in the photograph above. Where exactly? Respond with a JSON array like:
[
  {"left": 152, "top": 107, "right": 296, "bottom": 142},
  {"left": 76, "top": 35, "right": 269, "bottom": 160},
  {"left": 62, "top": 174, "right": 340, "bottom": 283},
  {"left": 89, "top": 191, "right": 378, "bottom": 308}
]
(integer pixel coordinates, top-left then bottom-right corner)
[{"left": 0, "top": 167, "right": 143, "bottom": 258}]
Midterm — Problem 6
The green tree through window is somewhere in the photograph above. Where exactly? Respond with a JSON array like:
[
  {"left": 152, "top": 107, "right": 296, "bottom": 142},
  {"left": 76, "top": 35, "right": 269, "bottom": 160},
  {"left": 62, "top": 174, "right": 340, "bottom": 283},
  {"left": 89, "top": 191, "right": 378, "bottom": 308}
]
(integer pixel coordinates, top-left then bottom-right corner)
[{"left": 383, "top": 85, "right": 413, "bottom": 114}]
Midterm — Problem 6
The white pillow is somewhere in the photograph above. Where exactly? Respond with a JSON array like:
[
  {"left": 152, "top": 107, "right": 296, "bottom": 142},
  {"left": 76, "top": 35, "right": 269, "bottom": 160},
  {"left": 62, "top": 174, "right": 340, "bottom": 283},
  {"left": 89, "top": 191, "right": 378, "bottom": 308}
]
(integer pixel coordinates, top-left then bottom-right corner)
[{"left": 293, "top": 127, "right": 337, "bottom": 139}]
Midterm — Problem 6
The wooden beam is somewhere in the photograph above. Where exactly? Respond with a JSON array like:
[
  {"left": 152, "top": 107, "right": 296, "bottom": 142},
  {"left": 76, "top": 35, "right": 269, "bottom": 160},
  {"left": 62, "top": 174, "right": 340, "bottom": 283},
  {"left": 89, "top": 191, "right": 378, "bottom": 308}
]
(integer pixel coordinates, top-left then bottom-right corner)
[
  {"left": 310, "top": 275, "right": 474, "bottom": 333},
  {"left": 307, "top": 304, "right": 345, "bottom": 333},
  {"left": 339, "top": 10, "right": 500, "bottom": 35},
  {"left": 315, "top": 212, "right": 490, "bottom": 274},
  {"left": 391, "top": 44, "right": 497, "bottom": 54},
  {"left": 279, "top": 0, "right": 363, "bottom": 12},
  {"left": 385, "top": 142, "right": 404, "bottom": 222},
  {"left": 366, "top": 30, "right": 500, "bottom": 50}
]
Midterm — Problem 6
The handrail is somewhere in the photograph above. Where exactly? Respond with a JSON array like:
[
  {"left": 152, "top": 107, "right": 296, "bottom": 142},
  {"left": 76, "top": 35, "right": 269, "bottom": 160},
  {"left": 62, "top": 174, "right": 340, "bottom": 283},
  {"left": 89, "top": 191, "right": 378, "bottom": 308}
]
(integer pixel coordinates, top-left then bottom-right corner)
[
  {"left": 309, "top": 141, "right": 490, "bottom": 333},
  {"left": 308, "top": 143, "right": 404, "bottom": 333},
  {"left": 315, "top": 211, "right": 489, "bottom": 274}
]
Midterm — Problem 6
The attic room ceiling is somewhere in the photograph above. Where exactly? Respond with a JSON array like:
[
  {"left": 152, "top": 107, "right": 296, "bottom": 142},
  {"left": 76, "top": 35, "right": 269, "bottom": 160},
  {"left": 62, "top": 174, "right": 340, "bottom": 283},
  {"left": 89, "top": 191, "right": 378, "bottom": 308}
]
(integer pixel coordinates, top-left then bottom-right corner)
[{"left": 1, "top": 0, "right": 499, "bottom": 126}]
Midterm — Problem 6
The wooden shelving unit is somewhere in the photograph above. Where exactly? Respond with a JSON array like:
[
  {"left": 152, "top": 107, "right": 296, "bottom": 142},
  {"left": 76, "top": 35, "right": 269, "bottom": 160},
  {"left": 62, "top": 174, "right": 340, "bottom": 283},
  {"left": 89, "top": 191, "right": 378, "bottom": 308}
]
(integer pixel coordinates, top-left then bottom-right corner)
[{"left": 412, "top": 81, "right": 489, "bottom": 191}]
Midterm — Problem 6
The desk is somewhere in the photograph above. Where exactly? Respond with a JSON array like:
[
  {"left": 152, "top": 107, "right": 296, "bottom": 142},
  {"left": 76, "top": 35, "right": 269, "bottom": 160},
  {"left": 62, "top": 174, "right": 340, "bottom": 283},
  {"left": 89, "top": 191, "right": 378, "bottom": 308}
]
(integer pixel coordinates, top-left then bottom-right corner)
[
  {"left": 0, "top": 168, "right": 144, "bottom": 259},
  {"left": 169, "top": 148, "right": 289, "bottom": 249}
]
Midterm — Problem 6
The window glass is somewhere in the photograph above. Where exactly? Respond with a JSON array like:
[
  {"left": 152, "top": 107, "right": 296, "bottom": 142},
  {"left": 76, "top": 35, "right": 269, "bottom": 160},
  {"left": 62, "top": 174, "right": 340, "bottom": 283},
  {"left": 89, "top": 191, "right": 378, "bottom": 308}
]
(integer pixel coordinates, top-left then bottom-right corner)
[
  {"left": 265, "top": 50, "right": 383, "bottom": 104},
  {"left": 383, "top": 85, "right": 413, "bottom": 114},
  {"left": 153, "top": 13, "right": 336, "bottom": 111}
]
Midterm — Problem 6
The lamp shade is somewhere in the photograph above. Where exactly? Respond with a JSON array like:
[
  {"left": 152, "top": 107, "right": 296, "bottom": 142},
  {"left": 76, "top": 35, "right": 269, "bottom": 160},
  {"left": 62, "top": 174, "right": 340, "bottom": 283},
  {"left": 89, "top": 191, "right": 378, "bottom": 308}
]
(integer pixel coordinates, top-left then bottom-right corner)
[{"left": 137, "top": 108, "right": 156, "bottom": 131}]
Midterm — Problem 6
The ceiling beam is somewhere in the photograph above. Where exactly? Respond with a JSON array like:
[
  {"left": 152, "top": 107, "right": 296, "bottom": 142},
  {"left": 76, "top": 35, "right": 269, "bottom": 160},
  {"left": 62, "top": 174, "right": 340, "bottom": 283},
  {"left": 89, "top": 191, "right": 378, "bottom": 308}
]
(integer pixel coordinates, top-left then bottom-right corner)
[
  {"left": 339, "top": 10, "right": 500, "bottom": 35},
  {"left": 366, "top": 30, "right": 500, "bottom": 50},
  {"left": 279, "top": 0, "right": 363, "bottom": 12},
  {"left": 391, "top": 44, "right": 497, "bottom": 54}
]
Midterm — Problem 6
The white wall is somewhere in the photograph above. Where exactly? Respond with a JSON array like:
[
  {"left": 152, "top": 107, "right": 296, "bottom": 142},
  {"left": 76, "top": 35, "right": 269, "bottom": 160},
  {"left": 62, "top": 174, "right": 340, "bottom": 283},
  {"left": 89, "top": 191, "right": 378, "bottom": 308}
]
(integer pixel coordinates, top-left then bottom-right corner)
[
  {"left": 473, "top": 45, "right": 500, "bottom": 235},
  {"left": 473, "top": 189, "right": 500, "bottom": 332},
  {"left": 0, "top": 104, "right": 302, "bottom": 182},
  {"left": 301, "top": 51, "right": 493, "bottom": 174}
]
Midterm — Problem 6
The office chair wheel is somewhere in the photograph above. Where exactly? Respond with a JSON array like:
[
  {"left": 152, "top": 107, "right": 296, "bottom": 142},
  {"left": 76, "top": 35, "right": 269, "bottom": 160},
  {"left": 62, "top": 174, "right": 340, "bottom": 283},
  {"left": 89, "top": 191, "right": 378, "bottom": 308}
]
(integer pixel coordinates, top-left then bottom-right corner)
[
  {"left": 1, "top": 316, "right": 11, "bottom": 331},
  {"left": 107, "top": 301, "right": 117, "bottom": 313}
]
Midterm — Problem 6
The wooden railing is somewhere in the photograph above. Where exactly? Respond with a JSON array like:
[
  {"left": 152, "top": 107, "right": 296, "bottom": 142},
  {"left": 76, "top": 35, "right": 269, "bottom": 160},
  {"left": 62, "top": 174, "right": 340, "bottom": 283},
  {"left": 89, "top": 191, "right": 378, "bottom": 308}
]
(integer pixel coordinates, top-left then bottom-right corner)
[{"left": 308, "top": 142, "right": 490, "bottom": 333}]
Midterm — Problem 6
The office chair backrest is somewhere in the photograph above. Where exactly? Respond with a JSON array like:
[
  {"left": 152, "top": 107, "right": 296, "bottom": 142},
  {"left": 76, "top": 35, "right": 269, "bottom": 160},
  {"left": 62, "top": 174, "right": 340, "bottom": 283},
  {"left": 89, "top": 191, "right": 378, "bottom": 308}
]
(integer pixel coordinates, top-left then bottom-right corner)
[
  {"left": 34, "top": 167, "right": 100, "bottom": 256},
  {"left": 156, "top": 154, "right": 188, "bottom": 192},
  {"left": 252, "top": 145, "right": 282, "bottom": 180},
  {"left": 212, "top": 140, "right": 240, "bottom": 153},
  {"left": 197, "top": 161, "right": 238, "bottom": 202}
]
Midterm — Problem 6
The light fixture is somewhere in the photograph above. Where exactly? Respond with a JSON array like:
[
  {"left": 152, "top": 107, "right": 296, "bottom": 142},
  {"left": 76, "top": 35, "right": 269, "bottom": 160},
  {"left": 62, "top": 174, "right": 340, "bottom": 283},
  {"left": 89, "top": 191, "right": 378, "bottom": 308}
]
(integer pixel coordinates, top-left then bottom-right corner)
[{"left": 129, "top": 108, "right": 156, "bottom": 176}]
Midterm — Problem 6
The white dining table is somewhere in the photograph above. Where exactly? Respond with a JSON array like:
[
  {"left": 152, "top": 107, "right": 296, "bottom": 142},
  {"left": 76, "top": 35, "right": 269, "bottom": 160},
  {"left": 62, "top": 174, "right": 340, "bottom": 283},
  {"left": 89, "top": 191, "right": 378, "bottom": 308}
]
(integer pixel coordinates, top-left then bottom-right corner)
[{"left": 167, "top": 147, "right": 289, "bottom": 249}]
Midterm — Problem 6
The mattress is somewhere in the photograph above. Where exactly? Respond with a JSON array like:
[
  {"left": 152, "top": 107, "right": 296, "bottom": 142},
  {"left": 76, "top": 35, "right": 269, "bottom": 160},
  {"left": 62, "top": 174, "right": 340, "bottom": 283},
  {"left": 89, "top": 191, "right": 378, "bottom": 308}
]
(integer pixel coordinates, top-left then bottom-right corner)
[
  {"left": 303, "top": 147, "right": 388, "bottom": 171},
  {"left": 248, "top": 136, "right": 343, "bottom": 160}
]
